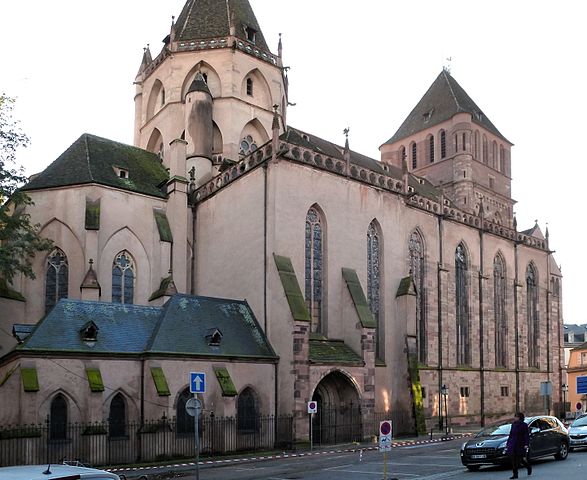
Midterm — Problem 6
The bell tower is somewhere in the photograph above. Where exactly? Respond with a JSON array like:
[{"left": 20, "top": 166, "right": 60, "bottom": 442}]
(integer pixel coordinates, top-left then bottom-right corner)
[{"left": 133, "top": 0, "right": 287, "bottom": 185}]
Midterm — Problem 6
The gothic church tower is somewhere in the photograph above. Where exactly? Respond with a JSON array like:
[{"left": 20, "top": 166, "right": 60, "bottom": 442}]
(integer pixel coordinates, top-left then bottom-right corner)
[
  {"left": 133, "top": 0, "right": 287, "bottom": 186},
  {"left": 380, "top": 70, "right": 514, "bottom": 227}
]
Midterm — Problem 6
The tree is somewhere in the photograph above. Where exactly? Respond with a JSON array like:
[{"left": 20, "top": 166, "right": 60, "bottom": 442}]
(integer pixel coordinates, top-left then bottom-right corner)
[{"left": 0, "top": 94, "right": 53, "bottom": 285}]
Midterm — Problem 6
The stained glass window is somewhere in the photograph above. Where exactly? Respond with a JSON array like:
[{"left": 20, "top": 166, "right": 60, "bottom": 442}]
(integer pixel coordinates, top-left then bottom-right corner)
[
  {"left": 429, "top": 135, "right": 435, "bottom": 163},
  {"left": 239, "top": 135, "right": 258, "bottom": 156},
  {"left": 440, "top": 130, "right": 446, "bottom": 159},
  {"left": 367, "top": 221, "right": 381, "bottom": 358},
  {"left": 411, "top": 142, "right": 417, "bottom": 169},
  {"left": 50, "top": 394, "right": 67, "bottom": 440},
  {"left": 409, "top": 231, "right": 426, "bottom": 363},
  {"left": 305, "top": 207, "right": 323, "bottom": 333},
  {"left": 455, "top": 243, "right": 470, "bottom": 365},
  {"left": 109, "top": 393, "right": 126, "bottom": 437},
  {"left": 112, "top": 251, "right": 135, "bottom": 304},
  {"left": 45, "top": 248, "right": 68, "bottom": 314},
  {"left": 494, "top": 254, "right": 507, "bottom": 367},
  {"left": 237, "top": 387, "right": 258, "bottom": 432},
  {"left": 526, "top": 264, "right": 539, "bottom": 367}
]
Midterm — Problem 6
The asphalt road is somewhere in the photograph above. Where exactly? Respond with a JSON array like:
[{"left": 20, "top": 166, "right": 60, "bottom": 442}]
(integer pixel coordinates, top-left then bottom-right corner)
[{"left": 120, "top": 439, "right": 587, "bottom": 480}]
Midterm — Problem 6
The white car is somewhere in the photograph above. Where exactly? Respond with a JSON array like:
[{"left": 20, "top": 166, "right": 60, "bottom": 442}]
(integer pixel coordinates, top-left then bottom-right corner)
[
  {"left": 0, "top": 464, "right": 120, "bottom": 479},
  {"left": 568, "top": 414, "right": 587, "bottom": 451}
]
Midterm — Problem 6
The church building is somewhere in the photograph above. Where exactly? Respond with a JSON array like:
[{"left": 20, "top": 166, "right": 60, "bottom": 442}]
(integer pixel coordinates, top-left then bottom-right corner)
[{"left": 0, "top": 0, "right": 564, "bottom": 444}]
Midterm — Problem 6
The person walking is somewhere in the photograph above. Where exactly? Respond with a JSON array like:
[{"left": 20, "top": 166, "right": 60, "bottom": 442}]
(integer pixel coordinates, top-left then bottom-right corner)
[{"left": 506, "top": 412, "right": 532, "bottom": 479}]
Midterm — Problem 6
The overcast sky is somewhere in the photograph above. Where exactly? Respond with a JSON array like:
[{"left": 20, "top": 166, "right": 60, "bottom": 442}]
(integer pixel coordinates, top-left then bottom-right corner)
[{"left": 2, "top": 1, "right": 586, "bottom": 323}]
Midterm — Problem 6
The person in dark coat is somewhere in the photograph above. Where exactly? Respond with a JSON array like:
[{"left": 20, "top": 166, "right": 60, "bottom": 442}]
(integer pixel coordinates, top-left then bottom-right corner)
[{"left": 506, "top": 412, "right": 532, "bottom": 478}]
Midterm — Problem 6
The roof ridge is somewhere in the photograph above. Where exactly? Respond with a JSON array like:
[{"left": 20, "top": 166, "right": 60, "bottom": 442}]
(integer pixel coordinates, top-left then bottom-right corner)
[
  {"left": 84, "top": 134, "right": 93, "bottom": 182},
  {"left": 179, "top": 0, "right": 196, "bottom": 39},
  {"left": 443, "top": 70, "right": 461, "bottom": 112}
]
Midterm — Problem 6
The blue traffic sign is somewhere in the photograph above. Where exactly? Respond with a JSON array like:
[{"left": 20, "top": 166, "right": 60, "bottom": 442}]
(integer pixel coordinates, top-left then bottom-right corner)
[
  {"left": 190, "top": 372, "right": 206, "bottom": 394},
  {"left": 578, "top": 376, "right": 587, "bottom": 395}
]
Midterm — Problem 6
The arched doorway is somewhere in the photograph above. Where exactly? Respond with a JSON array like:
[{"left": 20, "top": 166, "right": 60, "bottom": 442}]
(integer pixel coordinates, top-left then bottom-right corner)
[{"left": 311, "top": 371, "right": 362, "bottom": 445}]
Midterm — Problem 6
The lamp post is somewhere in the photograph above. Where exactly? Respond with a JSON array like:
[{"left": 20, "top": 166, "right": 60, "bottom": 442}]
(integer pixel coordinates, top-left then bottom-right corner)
[
  {"left": 562, "top": 383, "right": 568, "bottom": 419},
  {"left": 440, "top": 384, "right": 449, "bottom": 436}
]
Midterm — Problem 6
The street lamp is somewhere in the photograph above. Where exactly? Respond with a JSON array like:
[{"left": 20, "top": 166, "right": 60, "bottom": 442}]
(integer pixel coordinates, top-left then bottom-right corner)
[
  {"left": 440, "top": 384, "right": 449, "bottom": 436},
  {"left": 562, "top": 383, "right": 569, "bottom": 419}
]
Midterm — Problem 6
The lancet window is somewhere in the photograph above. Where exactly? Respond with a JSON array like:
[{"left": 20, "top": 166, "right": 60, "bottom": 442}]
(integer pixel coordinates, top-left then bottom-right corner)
[
  {"left": 112, "top": 251, "right": 135, "bottom": 304},
  {"left": 494, "top": 254, "right": 507, "bottom": 367},
  {"left": 45, "top": 248, "right": 68, "bottom": 313},
  {"left": 367, "top": 221, "right": 381, "bottom": 358},
  {"left": 237, "top": 387, "right": 259, "bottom": 432},
  {"left": 305, "top": 207, "right": 324, "bottom": 333},
  {"left": 526, "top": 264, "right": 539, "bottom": 367},
  {"left": 455, "top": 243, "right": 470, "bottom": 365},
  {"left": 409, "top": 231, "right": 426, "bottom": 363}
]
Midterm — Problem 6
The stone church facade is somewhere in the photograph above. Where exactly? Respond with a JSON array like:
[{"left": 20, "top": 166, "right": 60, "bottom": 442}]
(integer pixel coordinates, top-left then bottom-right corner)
[{"left": 0, "top": 0, "right": 564, "bottom": 440}]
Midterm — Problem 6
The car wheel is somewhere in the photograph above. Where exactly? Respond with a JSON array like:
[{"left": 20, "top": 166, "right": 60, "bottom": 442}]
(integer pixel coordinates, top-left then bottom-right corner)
[
  {"left": 554, "top": 441, "right": 569, "bottom": 460},
  {"left": 466, "top": 465, "right": 481, "bottom": 471}
]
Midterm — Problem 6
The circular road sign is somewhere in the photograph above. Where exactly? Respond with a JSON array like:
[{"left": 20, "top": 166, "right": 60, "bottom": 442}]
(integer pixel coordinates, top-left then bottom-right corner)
[
  {"left": 380, "top": 420, "right": 392, "bottom": 436},
  {"left": 308, "top": 401, "right": 318, "bottom": 414},
  {"left": 577, "top": 402, "right": 583, "bottom": 411},
  {"left": 186, "top": 398, "right": 202, "bottom": 417}
]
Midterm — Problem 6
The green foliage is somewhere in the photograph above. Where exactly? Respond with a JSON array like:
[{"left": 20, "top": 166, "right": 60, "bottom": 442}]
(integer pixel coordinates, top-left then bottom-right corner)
[
  {"left": 0, "top": 94, "right": 53, "bottom": 283},
  {"left": 408, "top": 353, "right": 427, "bottom": 435}
]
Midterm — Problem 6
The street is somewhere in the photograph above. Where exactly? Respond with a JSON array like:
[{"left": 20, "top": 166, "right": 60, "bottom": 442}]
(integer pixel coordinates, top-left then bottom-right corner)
[{"left": 118, "top": 439, "right": 587, "bottom": 479}]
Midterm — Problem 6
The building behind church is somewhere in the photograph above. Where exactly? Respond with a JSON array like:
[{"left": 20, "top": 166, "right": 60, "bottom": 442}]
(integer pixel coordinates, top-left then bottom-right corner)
[{"left": 0, "top": 0, "right": 564, "bottom": 451}]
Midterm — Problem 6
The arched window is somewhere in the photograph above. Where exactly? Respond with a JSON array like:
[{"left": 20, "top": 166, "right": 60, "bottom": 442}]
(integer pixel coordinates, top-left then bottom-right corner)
[
  {"left": 526, "top": 264, "right": 539, "bottom": 367},
  {"left": 400, "top": 146, "right": 406, "bottom": 164},
  {"left": 428, "top": 135, "right": 435, "bottom": 163},
  {"left": 482, "top": 136, "right": 488, "bottom": 164},
  {"left": 237, "top": 387, "right": 258, "bottom": 432},
  {"left": 109, "top": 393, "right": 126, "bottom": 437},
  {"left": 474, "top": 130, "right": 480, "bottom": 159},
  {"left": 494, "top": 254, "right": 507, "bottom": 367},
  {"left": 367, "top": 221, "right": 381, "bottom": 358},
  {"left": 246, "top": 77, "right": 253, "bottom": 96},
  {"left": 462, "top": 132, "right": 466, "bottom": 151},
  {"left": 305, "top": 207, "right": 324, "bottom": 333},
  {"left": 492, "top": 141, "right": 498, "bottom": 169},
  {"left": 176, "top": 388, "right": 194, "bottom": 435},
  {"left": 239, "top": 135, "right": 258, "bottom": 156},
  {"left": 455, "top": 243, "right": 470, "bottom": 365},
  {"left": 112, "top": 251, "right": 134, "bottom": 304},
  {"left": 454, "top": 133, "right": 458, "bottom": 152},
  {"left": 440, "top": 130, "right": 446, "bottom": 159},
  {"left": 411, "top": 142, "right": 417, "bottom": 169},
  {"left": 409, "top": 231, "right": 426, "bottom": 363},
  {"left": 50, "top": 394, "right": 67, "bottom": 440},
  {"left": 45, "top": 248, "right": 68, "bottom": 313},
  {"left": 499, "top": 145, "right": 505, "bottom": 172}
]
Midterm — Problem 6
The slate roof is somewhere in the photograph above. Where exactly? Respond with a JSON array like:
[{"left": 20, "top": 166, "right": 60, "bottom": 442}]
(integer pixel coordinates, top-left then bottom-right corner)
[
  {"left": 309, "top": 338, "right": 363, "bottom": 366},
  {"left": 281, "top": 127, "right": 446, "bottom": 203},
  {"left": 22, "top": 134, "right": 169, "bottom": 199},
  {"left": 384, "top": 70, "right": 510, "bottom": 145},
  {"left": 174, "top": 0, "right": 270, "bottom": 52},
  {"left": 10, "top": 295, "right": 277, "bottom": 361}
]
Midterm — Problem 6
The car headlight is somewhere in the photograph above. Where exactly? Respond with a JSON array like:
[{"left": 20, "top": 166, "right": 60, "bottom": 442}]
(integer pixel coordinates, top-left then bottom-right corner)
[
  {"left": 498, "top": 440, "right": 507, "bottom": 449},
  {"left": 461, "top": 442, "right": 468, "bottom": 451}
]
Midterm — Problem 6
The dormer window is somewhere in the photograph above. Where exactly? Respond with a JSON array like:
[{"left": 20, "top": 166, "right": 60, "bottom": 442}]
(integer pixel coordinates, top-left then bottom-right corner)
[
  {"left": 244, "top": 26, "right": 257, "bottom": 43},
  {"left": 422, "top": 108, "right": 434, "bottom": 123},
  {"left": 206, "top": 328, "right": 223, "bottom": 346},
  {"left": 246, "top": 77, "right": 253, "bottom": 96},
  {"left": 114, "top": 166, "right": 129, "bottom": 179},
  {"left": 80, "top": 321, "right": 99, "bottom": 342}
]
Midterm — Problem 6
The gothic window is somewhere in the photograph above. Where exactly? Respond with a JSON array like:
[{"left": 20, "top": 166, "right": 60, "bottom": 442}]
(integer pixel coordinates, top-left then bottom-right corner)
[
  {"left": 367, "top": 221, "right": 381, "bottom": 358},
  {"left": 109, "top": 393, "right": 126, "bottom": 437},
  {"left": 428, "top": 135, "right": 435, "bottom": 163},
  {"left": 160, "top": 88, "right": 165, "bottom": 106},
  {"left": 409, "top": 231, "right": 426, "bottom": 363},
  {"left": 455, "top": 243, "right": 470, "bottom": 365},
  {"left": 239, "top": 135, "right": 258, "bottom": 156},
  {"left": 411, "top": 142, "right": 417, "bottom": 169},
  {"left": 483, "top": 135, "right": 488, "bottom": 164},
  {"left": 462, "top": 133, "right": 466, "bottom": 151},
  {"left": 474, "top": 130, "right": 480, "bottom": 159},
  {"left": 400, "top": 146, "right": 406, "bottom": 164},
  {"left": 494, "top": 254, "right": 507, "bottom": 367},
  {"left": 246, "top": 77, "right": 253, "bottom": 96},
  {"left": 492, "top": 141, "right": 498, "bottom": 169},
  {"left": 499, "top": 145, "right": 505, "bottom": 172},
  {"left": 112, "top": 251, "right": 135, "bottom": 304},
  {"left": 50, "top": 394, "right": 67, "bottom": 440},
  {"left": 305, "top": 207, "right": 324, "bottom": 333},
  {"left": 176, "top": 388, "right": 194, "bottom": 435},
  {"left": 45, "top": 248, "right": 68, "bottom": 314},
  {"left": 526, "top": 264, "right": 539, "bottom": 367},
  {"left": 440, "top": 130, "right": 446, "bottom": 159},
  {"left": 454, "top": 133, "right": 458, "bottom": 152},
  {"left": 237, "top": 387, "right": 258, "bottom": 432}
]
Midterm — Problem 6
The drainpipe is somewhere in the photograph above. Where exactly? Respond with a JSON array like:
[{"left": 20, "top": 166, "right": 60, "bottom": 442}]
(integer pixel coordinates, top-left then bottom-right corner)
[
  {"left": 478, "top": 228, "right": 485, "bottom": 426},
  {"left": 437, "top": 213, "right": 444, "bottom": 430},
  {"left": 191, "top": 205, "right": 197, "bottom": 294}
]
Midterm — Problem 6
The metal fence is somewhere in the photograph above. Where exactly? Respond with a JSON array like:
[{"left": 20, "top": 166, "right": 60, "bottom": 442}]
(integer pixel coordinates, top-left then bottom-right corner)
[{"left": 0, "top": 415, "right": 294, "bottom": 467}]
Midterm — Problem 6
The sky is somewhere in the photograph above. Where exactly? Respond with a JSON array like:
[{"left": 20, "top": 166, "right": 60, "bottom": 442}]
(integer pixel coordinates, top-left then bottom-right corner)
[{"left": 2, "top": 1, "right": 586, "bottom": 323}]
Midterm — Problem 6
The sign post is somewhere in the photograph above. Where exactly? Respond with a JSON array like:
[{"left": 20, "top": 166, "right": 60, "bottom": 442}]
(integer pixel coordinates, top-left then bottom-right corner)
[
  {"left": 308, "top": 400, "right": 317, "bottom": 450},
  {"left": 379, "top": 420, "right": 392, "bottom": 480},
  {"left": 189, "top": 373, "right": 206, "bottom": 480}
]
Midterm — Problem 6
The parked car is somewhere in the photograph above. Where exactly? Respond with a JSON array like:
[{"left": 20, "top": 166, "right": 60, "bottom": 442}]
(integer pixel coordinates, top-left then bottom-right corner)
[
  {"left": 460, "top": 415, "right": 570, "bottom": 471},
  {"left": 568, "top": 414, "right": 587, "bottom": 451},
  {"left": 0, "top": 464, "right": 120, "bottom": 479}
]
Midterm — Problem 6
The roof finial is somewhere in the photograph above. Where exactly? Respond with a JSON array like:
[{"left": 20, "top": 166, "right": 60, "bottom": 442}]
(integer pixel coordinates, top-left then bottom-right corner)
[
  {"left": 278, "top": 33, "right": 283, "bottom": 58},
  {"left": 443, "top": 56, "right": 452, "bottom": 74},
  {"left": 513, "top": 213, "right": 517, "bottom": 230},
  {"left": 89, "top": 258, "right": 94, "bottom": 269},
  {"left": 343, "top": 127, "right": 350, "bottom": 159}
]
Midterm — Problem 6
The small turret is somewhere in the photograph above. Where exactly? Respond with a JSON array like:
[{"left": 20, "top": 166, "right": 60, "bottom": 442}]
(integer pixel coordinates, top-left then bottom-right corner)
[{"left": 185, "top": 72, "right": 213, "bottom": 187}]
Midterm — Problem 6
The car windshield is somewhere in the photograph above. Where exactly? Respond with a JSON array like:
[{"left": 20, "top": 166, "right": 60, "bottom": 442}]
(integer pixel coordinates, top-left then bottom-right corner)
[
  {"left": 572, "top": 416, "right": 587, "bottom": 427},
  {"left": 476, "top": 422, "right": 512, "bottom": 437}
]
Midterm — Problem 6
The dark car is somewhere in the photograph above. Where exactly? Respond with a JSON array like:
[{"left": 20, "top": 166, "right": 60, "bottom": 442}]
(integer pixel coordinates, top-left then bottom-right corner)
[
  {"left": 460, "top": 415, "right": 570, "bottom": 471},
  {"left": 568, "top": 414, "right": 587, "bottom": 451}
]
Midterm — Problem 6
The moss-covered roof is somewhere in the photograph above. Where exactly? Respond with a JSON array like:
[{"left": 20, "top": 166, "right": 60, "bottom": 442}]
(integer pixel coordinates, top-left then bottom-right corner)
[
  {"left": 22, "top": 134, "right": 169, "bottom": 198},
  {"left": 273, "top": 254, "right": 310, "bottom": 322},
  {"left": 341, "top": 268, "right": 376, "bottom": 328},
  {"left": 309, "top": 339, "right": 363, "bottom": 366},
  {"left": 396, "top": 276, "right": 417, "bottom": 297},
  {"left": 0, "top": 278, "right": 25, "bottom": 302}
]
